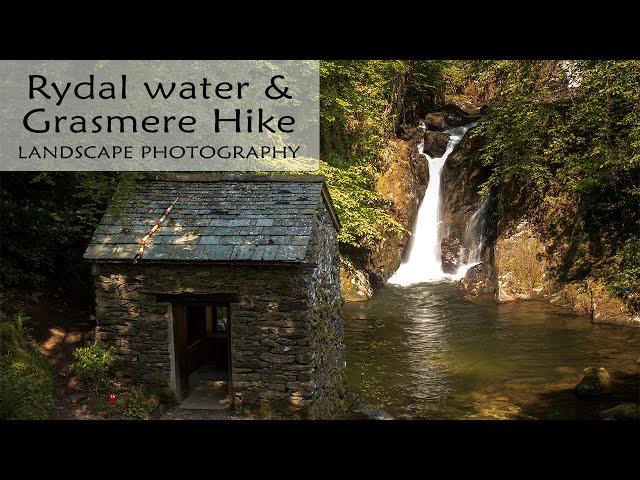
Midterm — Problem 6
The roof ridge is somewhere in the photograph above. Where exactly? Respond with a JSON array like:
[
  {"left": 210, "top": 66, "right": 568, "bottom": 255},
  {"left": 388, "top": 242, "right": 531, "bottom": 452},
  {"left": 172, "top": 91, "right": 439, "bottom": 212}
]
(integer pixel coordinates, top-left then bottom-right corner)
[{"left": 151, "top": 172, "right": 326, "bottom": 183}]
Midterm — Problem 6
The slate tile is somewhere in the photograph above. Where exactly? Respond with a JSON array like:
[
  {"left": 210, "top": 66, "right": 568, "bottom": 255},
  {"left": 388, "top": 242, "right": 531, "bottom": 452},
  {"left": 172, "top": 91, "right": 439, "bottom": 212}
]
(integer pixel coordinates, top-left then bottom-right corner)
[
  {"left": 219, "top": 235, "right": 244, "bottom": 245},
  {"left": 85, "top": 179, "right": 327, "bottom": 263},
  {"left": 202, "top": 245, "right": 234, "bottom": 260},
  {"left": 199, "top": 236, "right": 221, "bottom": 245},
  {"left": 261, "top": 245, "right": 279, "bottom": 261}
]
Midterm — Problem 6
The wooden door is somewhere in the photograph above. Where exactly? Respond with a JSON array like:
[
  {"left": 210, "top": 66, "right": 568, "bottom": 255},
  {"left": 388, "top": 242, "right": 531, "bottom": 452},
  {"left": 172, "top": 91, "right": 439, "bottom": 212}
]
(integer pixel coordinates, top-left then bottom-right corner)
[{"left": 172, "top": 300, "right": 232, "bottom": 403}]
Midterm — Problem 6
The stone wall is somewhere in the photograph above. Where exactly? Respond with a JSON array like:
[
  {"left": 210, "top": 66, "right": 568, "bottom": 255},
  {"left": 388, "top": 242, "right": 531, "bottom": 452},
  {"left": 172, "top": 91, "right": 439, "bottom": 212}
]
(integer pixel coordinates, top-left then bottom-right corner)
[
  {"left": 91, "top": 201, "right": 346, "bottom": 416},
  {"left": 306, "top": 205, "right": 347, "bottom": 418}
]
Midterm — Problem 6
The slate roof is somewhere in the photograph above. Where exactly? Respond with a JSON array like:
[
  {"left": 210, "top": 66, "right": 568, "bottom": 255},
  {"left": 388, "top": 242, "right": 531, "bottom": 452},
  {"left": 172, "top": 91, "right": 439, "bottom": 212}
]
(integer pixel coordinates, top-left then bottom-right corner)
[{"left": 83, "top": 175, "right": 339, "bottom": 264}]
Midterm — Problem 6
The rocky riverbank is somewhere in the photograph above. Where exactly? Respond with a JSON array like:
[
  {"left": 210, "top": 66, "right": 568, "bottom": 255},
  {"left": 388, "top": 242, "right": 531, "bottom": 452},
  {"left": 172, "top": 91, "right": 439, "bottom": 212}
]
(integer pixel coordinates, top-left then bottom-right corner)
[{"left": 464, "top": 219, "right": 640, "bottom": 327}]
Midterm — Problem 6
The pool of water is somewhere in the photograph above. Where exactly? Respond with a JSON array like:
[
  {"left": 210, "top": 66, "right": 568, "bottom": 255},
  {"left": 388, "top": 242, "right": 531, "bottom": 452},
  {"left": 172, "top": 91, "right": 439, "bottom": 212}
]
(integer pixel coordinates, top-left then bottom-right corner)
[{"left": 343, "top": 282, "right": 640, "bottom": 419}]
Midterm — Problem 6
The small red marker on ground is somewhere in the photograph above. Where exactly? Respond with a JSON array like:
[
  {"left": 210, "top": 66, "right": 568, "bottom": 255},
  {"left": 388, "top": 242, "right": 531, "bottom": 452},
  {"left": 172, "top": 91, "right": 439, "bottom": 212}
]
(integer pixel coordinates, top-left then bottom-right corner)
[{"left": 108, "top": 393, "right": 117, "bottom": 405}]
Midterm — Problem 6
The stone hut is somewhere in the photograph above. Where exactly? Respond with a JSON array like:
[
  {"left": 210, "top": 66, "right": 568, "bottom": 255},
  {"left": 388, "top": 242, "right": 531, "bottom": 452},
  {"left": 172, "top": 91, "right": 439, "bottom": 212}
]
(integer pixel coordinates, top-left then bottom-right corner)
[{"left": 84, "top": 173, "right": 346, "bottom": 418}]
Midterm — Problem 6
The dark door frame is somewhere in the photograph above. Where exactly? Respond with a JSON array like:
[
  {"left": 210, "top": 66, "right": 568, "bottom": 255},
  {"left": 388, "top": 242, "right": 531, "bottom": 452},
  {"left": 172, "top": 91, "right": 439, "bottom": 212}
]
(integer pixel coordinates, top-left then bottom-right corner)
[{"left": 163, "top": 294, "right": 235, "bottom": 405}]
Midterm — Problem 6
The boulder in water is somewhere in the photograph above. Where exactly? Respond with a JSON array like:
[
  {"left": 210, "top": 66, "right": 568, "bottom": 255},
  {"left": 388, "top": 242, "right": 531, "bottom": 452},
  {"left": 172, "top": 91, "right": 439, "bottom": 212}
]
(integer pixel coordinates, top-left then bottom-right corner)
[
  {"left": 600, "top": 403, "right": 640, "bottom": 421},
  {"left": 460, "top": 262, "right": 496, "bottom": 296},
  {"left": 441, "top": 235, "right": 462, "bottom": 274},
  {"left": 574, "top": 367, "right": 612, "bottom": 397},
  {"left": 425, "top": 112, "right": 450, "bottom": 131},
  {"left": 423, "top": 131, "right": 450, "bottom": 157},
  {"left": 425, "top": 104, "right": 474, "bottom": 131}
]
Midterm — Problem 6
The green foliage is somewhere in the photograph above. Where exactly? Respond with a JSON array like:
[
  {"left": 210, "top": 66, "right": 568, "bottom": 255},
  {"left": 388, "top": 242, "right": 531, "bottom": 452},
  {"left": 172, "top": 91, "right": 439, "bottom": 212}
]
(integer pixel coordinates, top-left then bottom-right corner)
[
  {"left": 0, "top": 323, "right": 18, "bottom": 355},
  {"left": 469, "top": 60, "right": 640, "bottom": 308},
  {"left": 321, "top": 60, "right": 443, "bottom": 168},
  {"left": 0, "top": 310, "right": 31, "bottom": 346},
  {"left": 0, "top": 309, "right": 54, "bottom": 420},
  {"left": 320, "top": 163, "right": 406, "bottom": 249},
  {"left": 320, "top": 60, "right": 442, "bottom": 250},
  {"left": 0, "top": 347, "right": 55, "bottom": 419},
  {"left": 112, "top": 386, "right": 159, "bottom": 420},
  {"left": 442, "top": 60, "right": 515, "bottom": 103},
  {"left": 233, "top": 403, "right": 251, "bottom": 418},
  {"left": 72, "top": 342, "right": 117, "bottom": 394},
  {"left": 321, "top": 60, "right": 402, "bottom": 168},
  {"left": 611, "top": 237, "right": 640, "bottom": 311},
  {"left": 0, "top": 172, "right": 115, "bottom": 293},
  {"left": 0, "top": 171, "right": 144, "bottom": 297}
]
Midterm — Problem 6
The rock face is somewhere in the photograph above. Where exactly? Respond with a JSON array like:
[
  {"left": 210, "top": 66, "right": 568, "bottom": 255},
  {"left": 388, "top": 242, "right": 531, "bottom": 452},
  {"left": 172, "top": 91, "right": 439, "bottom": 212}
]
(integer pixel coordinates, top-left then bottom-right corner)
[
  {"left": 422, "top": 131, "right": 450, "bottom": 157},
  {"left": 549, "top": 280, "right": 640, "bottom": 327},
  {"left": 460, "top": 262, "right": 496, "bottom": 296},
  {"left": 494, "top": 221, "right": 549, "bottom": 302},
  {"left": 369, "top": 133, "right": 429, "bottom": 288},
  {"left": 574, "top": 367, "right": 612, "bottom": 397},
  {"left": 463, "top": 222, "right": 640, "bottom": 325},
  {"left": 340, "top": 257, "right": 373, "bottom": 302},
  {"left": 432, "top": 108, "right": 638, "bottom": 327},
  {"left": 440, "top": 235, "right": 462, "bottom": 274},
  {"left": 439, "top": 125, "right": 496, "bottom": 290},
  {"left": 425, "top": 104, "right": 474, "bottom": 131},
  {"left": 440, "top": 127, "right": 490, "bottom": 244}
]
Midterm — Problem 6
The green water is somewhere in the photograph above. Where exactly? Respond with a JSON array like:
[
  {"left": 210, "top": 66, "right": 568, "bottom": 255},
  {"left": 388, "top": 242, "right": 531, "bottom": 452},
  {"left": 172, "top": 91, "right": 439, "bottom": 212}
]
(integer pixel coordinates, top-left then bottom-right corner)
[{"left": 343, "top": 282, "right": 640, "bottom": 419}]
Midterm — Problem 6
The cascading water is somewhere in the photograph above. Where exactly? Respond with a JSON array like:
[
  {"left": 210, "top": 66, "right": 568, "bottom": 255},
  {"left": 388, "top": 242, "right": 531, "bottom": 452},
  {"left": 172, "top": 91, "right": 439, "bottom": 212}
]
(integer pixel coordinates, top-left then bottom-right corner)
[
  {"left": 461, "top": 196, "right": 488, "bottom": 266},
  {"left": 388, "top": 123, "right": 481, "bottom": 286}
]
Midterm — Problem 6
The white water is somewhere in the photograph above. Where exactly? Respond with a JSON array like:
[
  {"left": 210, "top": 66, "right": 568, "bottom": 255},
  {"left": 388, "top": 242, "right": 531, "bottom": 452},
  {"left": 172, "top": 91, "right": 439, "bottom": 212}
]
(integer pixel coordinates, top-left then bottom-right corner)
[{"left": 388, "top": 123, "right": 480, "bottom": 286}]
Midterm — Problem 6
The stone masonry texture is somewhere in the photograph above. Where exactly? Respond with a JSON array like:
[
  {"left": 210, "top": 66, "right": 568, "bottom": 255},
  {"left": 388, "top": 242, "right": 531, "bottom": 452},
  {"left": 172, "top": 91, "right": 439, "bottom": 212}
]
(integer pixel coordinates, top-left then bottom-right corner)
[{"left": 88, "top": 177, "right": 346, "bottom": 418}]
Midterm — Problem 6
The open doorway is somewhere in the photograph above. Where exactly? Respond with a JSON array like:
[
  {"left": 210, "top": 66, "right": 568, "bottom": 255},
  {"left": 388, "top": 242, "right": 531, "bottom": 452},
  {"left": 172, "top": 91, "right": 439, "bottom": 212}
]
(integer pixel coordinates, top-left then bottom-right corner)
[{"left": 172, "top": 301, "right": 231, "bottom": 409}]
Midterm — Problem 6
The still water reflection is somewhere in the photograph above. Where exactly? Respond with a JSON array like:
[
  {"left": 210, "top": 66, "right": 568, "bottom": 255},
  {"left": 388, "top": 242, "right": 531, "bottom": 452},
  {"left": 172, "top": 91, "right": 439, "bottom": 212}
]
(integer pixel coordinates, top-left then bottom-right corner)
[{"left": 343, "top": 282, "right": 639, "bottom": 419}]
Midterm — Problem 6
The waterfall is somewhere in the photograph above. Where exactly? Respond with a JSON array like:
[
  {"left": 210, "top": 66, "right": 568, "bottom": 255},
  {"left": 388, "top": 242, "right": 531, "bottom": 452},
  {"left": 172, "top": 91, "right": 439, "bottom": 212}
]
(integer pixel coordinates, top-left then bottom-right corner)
[
  {"left": 388, "top": 123, "right": 481, "bottom": 286},
  {"left": 461, "top": 195, "right": 488, "bottom": 266}
]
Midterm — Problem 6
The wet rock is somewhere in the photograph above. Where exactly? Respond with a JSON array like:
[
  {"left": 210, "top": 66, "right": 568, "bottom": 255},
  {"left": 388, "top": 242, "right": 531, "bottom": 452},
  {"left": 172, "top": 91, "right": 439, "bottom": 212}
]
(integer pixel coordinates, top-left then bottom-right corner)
[
  {"left": 457, "top": 100, "right": 484, "bottom": 115},
  {"left": 549, "top": 280, "right": 640, "bottom": 327},
  {"left": 588, "top": 281, "right": 640, "bottom": 326},
  {"left": 424, "top": 104, "right": 475, "bottom": 131},
  {"left": 359, "top": 402, "right": 394, "bottom": 420},
  {"left": 423, "top": 131, "right": 450, "bottom": 157},
  {"left": 361, "top": 135, "right": 429, "bottom": 287},
  {"left": 347, "top": 392, "right": 393, "bottom": 420},
  {"left": 424, "top": 112, "right": 459, "bottom": 132},
  {"left": 574, "top": 367, "right": 612, "bottom": 397},
  {"left": 459, "top": 262, "right": 496, "bottom": 296},
  {"left": 440, "top": 126, "right": 491, "bottom": 268},
  {"left": 425, "top": 112, "right": 450, "bottom": 131},
  {"left": 340, "top": 257, "right": 373, "bottom": 302},
  {"left": 601, "top": 403, "right": 640, "bottom": 421},
  {"left": 441, "top": 235, "right": 462, "bottom": 274}
]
